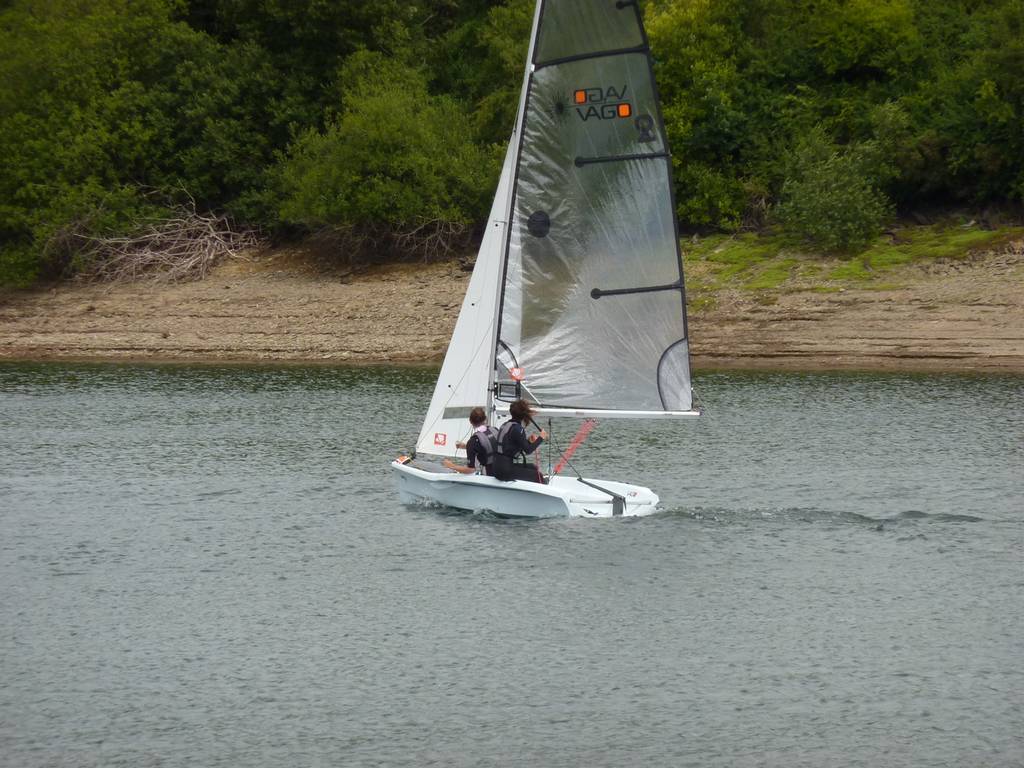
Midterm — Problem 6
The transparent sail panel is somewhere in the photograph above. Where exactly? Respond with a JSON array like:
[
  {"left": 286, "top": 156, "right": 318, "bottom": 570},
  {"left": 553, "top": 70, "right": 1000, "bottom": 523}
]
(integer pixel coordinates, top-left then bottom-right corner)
[
  {"left": 534, "top": 0, "right": 645, "bottom": 64},
  {"left": 499, "top": 22, "right": 692, "bottom": 412}
]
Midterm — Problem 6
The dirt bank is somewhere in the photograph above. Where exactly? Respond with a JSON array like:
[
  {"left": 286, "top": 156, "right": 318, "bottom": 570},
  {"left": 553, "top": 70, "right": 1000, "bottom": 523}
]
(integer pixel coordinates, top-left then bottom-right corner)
[{"left": 1, "top": 244, "right": 1023, "bottom": 372}]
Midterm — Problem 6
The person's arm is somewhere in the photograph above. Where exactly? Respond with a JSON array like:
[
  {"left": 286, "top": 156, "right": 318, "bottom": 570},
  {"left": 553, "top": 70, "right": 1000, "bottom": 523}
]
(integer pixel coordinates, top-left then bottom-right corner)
[
  {"left": 442, "top": 458, "right": 475, "bottom": 474},
  {"left": 516, "top": 423, "right": 545, "bottom": 455},
  {"left": 444, "top": 435, "right": 480, "bottom": 474}
]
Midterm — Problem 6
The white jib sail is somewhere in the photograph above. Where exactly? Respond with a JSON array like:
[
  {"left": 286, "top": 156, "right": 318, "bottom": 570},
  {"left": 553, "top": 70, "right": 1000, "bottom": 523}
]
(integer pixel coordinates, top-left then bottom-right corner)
[{"left": 413, "top": 141, "right": 517, "bottom": 458}]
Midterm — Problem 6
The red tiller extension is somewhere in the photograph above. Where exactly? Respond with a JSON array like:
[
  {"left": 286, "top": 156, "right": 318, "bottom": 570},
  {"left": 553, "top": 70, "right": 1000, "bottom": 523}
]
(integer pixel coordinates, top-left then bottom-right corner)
[{"left": 553, "top": 419, "right": 598, "bottom": 475}]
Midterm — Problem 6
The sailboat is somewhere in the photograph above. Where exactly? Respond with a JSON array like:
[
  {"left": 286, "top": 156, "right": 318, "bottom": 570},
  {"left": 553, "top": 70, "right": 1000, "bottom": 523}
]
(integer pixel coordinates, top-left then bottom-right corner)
[{"left": 391, "top": 0, "right": 698, "bottom": 518}]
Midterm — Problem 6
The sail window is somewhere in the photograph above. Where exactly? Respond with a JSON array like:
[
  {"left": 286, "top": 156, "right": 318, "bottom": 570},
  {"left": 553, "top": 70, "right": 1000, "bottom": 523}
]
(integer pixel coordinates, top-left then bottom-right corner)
[{"left": 527, "top": 211, "right": 551, "bottom": 237}]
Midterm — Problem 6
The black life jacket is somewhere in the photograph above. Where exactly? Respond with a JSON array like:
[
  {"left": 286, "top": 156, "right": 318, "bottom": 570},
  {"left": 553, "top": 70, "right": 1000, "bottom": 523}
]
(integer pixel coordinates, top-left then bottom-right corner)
[
  {"left": 492, "top": 420, "right": 522, "bottom": 481},
  {"left": 471, "top": 426, "right": 499, "bottom": 469},
  {"left": 496, "top": 420, "right": 525, "bottom": 462}
]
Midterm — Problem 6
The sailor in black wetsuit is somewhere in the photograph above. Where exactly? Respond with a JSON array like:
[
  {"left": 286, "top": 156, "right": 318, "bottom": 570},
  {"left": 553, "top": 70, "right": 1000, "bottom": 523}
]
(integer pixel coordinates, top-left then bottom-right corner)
[
  {"left": 493, "top": 399, "right": 548, "bottom": 483},
  {"left": 442, "top": 407, "right": 498, "bottom": 476}
]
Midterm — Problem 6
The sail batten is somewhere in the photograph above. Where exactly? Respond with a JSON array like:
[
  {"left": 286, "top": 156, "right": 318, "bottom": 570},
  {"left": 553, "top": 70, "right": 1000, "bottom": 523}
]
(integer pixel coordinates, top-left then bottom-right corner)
[
  {"left": 575, "top": 151, "right": 668, "bottom": 167},
  {"left": 534, "top": 44, "right": 648, "bottom": 69}
]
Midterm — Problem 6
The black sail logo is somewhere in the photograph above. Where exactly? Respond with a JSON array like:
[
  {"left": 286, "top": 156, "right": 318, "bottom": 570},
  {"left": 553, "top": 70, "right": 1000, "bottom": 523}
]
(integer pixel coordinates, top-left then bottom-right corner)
[{"left": 573, "top": 85, "right": 631, "bottom": 121}]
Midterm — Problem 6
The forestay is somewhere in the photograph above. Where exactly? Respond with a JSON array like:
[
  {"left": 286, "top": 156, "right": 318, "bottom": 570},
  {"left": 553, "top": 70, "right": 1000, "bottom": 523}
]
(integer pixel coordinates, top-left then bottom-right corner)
[{"left": 497, "top": 0, "right": 693, "bottom": 414}]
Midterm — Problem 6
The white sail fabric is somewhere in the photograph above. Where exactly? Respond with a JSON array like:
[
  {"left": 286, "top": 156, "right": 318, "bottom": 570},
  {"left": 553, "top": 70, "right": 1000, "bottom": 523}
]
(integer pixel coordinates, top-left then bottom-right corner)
[
  {"left": 497, "top": 0, "right": 693, "bottom": 413},
  {"left": 414, "top": 143, "right": 515, "bottom": 457}
]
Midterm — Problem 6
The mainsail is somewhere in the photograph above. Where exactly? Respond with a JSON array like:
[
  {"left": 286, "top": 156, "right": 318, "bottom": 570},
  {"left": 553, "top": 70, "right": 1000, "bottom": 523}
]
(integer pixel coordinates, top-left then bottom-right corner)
[
  {"left": 415, "top": 0, "right": 694, "bottom": 456},
  {"left": 497, "top": 0, "right": 693, "bottom": 414}
]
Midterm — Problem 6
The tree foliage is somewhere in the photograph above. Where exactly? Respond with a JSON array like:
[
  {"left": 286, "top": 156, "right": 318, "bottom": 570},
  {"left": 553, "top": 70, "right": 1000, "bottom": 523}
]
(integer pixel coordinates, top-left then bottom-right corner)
[
  {"left": 647, "top": 0, "right": 1024, "bottom": 243},
  {"left": 276, "top": 53, "right": 497, "bottom": 256},
  {"left": 2, "top": 0, "right": 1023, "bottom": 285},
  {"left": 776, "top": 129, "right": 895, "bottom": 252}
]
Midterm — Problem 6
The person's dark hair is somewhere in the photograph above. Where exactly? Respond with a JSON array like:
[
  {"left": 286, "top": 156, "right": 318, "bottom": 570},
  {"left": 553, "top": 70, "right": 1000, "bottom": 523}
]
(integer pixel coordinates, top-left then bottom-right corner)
[
  {"left": 508, "top": 399, "right": 534, "bottom": 424},
  {"left": 469, "top": 406, "right": 486, "bottom": 427}
]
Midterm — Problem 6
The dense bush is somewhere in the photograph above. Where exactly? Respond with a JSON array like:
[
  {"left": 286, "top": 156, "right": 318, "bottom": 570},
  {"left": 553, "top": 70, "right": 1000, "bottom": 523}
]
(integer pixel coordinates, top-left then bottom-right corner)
[
  {"left": 775, "top": 130, "right": 894, "bottom": 252},
  {"left": 0, "top": 0, "right": 300, "bottom": 285},
  {"left": 2, "top": 0, "right": 1023, "bottom": 285},
  {"left": 648, "top": 0, "right": 1024, "bottom": 246},
  {"left": 276, "top": 54, "right": 498, "bottom": 258}
]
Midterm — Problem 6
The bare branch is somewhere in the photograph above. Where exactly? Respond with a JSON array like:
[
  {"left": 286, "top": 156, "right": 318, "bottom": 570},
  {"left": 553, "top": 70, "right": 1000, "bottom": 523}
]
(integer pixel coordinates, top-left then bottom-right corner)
[{"left": 77, "top": 206, "right": 261, "bottom": 283}]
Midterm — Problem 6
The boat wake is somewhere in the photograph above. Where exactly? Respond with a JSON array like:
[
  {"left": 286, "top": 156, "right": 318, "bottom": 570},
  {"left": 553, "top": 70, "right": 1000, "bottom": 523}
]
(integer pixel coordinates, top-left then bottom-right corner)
[{"left": 661, "top": 506, "right": 986, "bottom": 526}]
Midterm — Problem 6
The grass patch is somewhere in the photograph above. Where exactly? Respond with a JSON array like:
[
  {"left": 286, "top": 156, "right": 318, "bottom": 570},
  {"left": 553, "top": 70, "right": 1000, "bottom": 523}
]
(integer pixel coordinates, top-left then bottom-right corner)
[
  {"left": 860, "top": 224, "right": 1021, "bottom": 270},
  {"left": 688, "top": 294, "right": 718, "bottom": 312},
  {"left": 827, "top": 259, "right": 872, "bottom": 281},
  {"left": 684, "top": 221, "right": 1024, "bottom": 293},
  {"left": 683, "top": 232, "right": 799, "bottom": 292},
  {"left": 685, "top": 233, "right": 783, "bottom": 268},
  {"left": 745, "top": 257, "right": 799, "bottom": 291}
]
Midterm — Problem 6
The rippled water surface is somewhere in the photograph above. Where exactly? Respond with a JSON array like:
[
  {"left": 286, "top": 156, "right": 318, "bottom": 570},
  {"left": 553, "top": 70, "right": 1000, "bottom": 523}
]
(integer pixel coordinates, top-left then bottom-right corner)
[{"left": 1, "top": 363, "right": 1022, "bottom": 767}]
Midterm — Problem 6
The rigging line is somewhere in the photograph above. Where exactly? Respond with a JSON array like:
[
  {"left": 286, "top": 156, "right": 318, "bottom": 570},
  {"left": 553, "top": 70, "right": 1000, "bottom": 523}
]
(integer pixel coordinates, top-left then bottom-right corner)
[
  {"left": 543, "top": 419, "right": 584, "bottom": 480},
  {"left": 547, "top": 417, "right": 553, "bottom": 477}
]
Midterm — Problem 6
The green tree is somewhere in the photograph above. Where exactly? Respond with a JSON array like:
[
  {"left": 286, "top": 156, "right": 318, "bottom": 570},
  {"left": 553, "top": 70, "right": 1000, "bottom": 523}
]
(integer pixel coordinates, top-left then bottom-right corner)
[
  {"left": 277, "top": 52, "right": 498, "bottom": 256},
  {"left": 0, "top": 0, "right": 302, "bottom": 285},
  {"left": 908, "top": 2, "right": 1024, "bottom": 204},
  {"left": 775, "top": 129, "right": 894, "bottom": 252}
]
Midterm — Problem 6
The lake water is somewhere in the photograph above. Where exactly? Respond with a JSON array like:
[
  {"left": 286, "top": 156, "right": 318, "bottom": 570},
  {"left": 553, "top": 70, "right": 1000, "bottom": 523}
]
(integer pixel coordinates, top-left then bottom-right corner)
[{"left": 1, "top": 362, "right": 1022, "bottom": 767}]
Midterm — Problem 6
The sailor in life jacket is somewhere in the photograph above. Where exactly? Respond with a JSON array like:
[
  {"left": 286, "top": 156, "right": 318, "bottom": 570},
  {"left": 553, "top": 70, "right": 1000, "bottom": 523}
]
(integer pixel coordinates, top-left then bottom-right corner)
[
  {"left": 493, "top": 399, "right": 548, "bottom": 484},
  {"left": 442, "top": 406, "right": 498, "bottom": 476}
]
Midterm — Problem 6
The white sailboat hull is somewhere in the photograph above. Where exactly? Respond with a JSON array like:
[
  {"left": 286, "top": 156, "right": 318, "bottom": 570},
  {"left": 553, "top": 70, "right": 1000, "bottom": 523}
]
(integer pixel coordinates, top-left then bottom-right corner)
[{"left": 391, "top": 460, "right": 659, "bottom": 519}]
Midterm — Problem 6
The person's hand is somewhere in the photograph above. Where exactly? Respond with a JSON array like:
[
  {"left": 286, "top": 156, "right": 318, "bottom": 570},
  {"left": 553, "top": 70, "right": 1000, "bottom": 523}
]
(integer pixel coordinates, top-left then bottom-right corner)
[
  {"left": 539, "top": 429, "right": 548, "bottom": 440},
  {"left": 528, "top": 433, "right": 538, "bottom": 443},
  {"left": 455, "top": 441, "right": 467, "bottom": 450}
]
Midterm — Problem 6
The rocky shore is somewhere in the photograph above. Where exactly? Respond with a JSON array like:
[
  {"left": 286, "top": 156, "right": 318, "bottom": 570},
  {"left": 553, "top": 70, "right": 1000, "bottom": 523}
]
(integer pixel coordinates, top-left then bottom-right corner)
[{"left": 2, "top": 244, "right": 1023, "bottom": 373}]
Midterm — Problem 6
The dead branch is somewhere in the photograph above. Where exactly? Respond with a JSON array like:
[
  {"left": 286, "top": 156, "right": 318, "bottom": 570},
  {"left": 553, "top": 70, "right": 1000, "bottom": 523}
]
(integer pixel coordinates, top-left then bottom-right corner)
[
  {"left": 311, "top": 218, "right": 471, "bottom": 265},
  {"left": 78, "top": 207, "right": 261, "bottom": 283},
  {"left": 393, "top": 218, "right": 469, "bottom": 262}
]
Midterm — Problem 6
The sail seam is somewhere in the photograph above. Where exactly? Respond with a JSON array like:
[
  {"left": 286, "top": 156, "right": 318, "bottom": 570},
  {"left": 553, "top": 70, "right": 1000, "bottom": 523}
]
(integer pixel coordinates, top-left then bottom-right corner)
[{"left": 535, "top": 44, "right": 648, "bottom": 70}]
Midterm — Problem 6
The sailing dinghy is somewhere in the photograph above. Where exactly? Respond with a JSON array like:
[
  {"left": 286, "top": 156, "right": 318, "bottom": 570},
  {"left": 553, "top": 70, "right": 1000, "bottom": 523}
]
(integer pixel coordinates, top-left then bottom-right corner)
[{"left": 391, "top": 0, "right": 698, "bottom": 518}]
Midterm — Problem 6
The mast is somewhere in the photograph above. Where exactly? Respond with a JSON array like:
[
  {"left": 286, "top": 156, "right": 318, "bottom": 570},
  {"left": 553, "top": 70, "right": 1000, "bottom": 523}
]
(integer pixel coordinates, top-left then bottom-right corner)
[{"left": 486, "top": 0, "right": 545, "bottom": 423}]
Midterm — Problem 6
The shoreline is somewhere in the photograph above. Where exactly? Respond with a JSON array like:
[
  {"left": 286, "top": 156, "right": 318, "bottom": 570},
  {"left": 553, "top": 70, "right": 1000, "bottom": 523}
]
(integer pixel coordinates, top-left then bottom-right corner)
[
  {"left": 2, "top": 246, "right": 1023, "bottom": 374},
  {"left": 1, "top": 351, "right": 1020, "bottom": 376}
]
